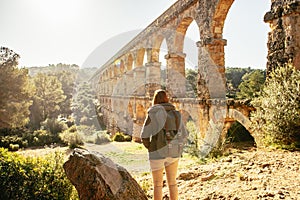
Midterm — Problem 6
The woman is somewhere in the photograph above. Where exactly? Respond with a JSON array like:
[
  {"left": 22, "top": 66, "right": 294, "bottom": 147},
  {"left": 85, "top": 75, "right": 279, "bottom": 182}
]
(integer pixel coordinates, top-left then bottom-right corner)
[{"left": 141, "top": 89, "right": 187, "bottom": 200}]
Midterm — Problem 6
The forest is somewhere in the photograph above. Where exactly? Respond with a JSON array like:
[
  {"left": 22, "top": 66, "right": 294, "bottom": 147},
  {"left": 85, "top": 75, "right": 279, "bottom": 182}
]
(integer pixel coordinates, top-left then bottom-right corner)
[{"left": 0, "top": 47, "right": 100, "bottom": 150}]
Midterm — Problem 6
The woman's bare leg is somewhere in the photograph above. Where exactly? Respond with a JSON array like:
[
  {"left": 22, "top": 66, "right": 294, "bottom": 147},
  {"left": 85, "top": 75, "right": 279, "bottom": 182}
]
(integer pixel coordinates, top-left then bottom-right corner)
[
  {"left": 152, "top": 168, "right": 164, "bottom": 200},
  {"left": 165, "top": 159, "right": 179, "bottom": 200}
]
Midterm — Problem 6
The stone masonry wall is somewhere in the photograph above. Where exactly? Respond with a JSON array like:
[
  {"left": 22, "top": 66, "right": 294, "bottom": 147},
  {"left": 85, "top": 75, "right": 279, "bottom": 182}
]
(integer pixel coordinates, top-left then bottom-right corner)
[{"left": 264, "top": 0, "right": 300, "bottom": 73}]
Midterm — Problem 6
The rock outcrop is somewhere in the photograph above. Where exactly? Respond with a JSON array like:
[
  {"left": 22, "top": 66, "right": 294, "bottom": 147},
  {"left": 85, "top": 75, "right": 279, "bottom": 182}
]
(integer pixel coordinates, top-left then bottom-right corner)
[{"left": 63, "top": 148, "right": 147, "bottom": 200}]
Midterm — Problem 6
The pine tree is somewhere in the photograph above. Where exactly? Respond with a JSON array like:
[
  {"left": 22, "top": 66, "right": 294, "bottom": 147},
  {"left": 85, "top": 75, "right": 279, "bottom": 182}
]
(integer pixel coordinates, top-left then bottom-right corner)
[
  {"left": 30, "top": 73, "right": 66, "bottom": 129},
  {"left": 0, "top": 47, "right": 34, "bottom": 128}
]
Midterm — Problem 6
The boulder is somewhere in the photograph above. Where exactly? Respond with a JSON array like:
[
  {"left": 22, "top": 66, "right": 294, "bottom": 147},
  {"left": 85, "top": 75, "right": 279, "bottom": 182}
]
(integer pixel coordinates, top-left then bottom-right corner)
[{"left": 63, "top": 148, "right": 148, "bottom": 200}]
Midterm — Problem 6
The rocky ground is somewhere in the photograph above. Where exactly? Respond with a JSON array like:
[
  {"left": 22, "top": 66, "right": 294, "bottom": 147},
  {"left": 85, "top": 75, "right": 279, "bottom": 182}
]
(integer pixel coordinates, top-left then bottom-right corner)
[
  {"left": 20, "top": 143, "right": 300, "bottom": 200},
  {"left": 137, "top": 147, "right": 300, "bottom": 200}
]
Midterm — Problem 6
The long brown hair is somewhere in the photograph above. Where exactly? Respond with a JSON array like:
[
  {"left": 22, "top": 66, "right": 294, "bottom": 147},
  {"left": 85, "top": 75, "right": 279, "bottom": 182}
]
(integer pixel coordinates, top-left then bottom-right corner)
[{"left": 152, "top": 89, "right": 169, "bottom": 105}]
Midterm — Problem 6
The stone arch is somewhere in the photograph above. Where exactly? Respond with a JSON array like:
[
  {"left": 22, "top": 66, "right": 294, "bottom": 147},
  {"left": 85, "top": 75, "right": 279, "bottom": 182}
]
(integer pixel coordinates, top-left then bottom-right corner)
[
  {"left": 179, "top": 109, "right": 192, "bottom": 125},
  {"left": 158, "top": 29, "right": 174, "bottom": 51},
  {"left": 175, "top": 17, "right": 195, "bottom": 52},
  {"left": 226, "top": 108, "right": 254, "bottom": 139},
  {"left": 152, "top": 34, "right": 165, "bottom": 63},
  {"left": 212, "top": 0, "right": 234, "bottom": 38},
  {"left": 181, "top": 103, "right": 208, "bottom": 135},
  {"left": 225, "top": 120, "right": 256, "bottom": 147},
  {"left": 151, "top": 34, "right": 169, "bottom": 67}
]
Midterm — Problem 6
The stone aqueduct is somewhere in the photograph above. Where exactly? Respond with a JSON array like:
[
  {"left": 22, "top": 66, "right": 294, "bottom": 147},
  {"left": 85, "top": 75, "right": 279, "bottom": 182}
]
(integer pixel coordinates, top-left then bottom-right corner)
[{"left": 90, "top": 0, "right": 300, "bottom": 148}]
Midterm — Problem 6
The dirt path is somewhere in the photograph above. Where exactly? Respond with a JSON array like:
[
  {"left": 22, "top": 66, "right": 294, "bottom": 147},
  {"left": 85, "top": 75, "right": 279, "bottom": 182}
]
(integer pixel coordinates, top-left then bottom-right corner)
[{"left": 84, "top": 142, "right": 151, "bottom": 175}]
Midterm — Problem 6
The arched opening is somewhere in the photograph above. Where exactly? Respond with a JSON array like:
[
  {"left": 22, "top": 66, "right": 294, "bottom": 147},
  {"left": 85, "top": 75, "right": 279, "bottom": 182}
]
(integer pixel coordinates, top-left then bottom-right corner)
[
  {"left": 223, "top": 0, "right": 271, "bottom": 69},
  {"left": 142, "top": 48, "right": 148, "bottom": 67},
  {"left": 159, "top": 39, "right": 168, "bottom": 89},
  {"left": 181, "top": 110, "right": 202, "bottom": 157},
  {"left": 175, "top": 17, "right": 194, "bottom": 52},
  {"left": 120, "top": 59, "right": 125, "bottom": 74},
  {"left": 226, "top": 121, "right": 256, "bottom": 149},
  {"left": 212, "top": 0, "right": 270, "bottom": 99},
  {"left": 184, "top": 20, "right": 200, "bottom": 98},
  {"left": 184, "top": 20, "right": 199, "bottom": 69}
]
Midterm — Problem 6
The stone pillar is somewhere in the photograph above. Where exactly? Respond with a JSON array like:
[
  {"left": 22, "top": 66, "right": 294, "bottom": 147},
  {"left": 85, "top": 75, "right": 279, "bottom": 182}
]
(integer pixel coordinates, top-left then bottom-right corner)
[
  {"left": 121, "top": 73, "right": 127, "bottom": 96},
  {"left": 104, "top": 81, "right": 108, "bottom": 95},
  {"left": 132, "top": 121, "right": 142, "bottom": 142},
  {"left": 106, "top": 81, "right": 110, "bottom": 95},
  {"left": 264, "top": 0, "right": 300, "bottom": 73},
  {"left": 165, "top": 52, "right": 186, "bottom": 98},
  {"left": 111, "top": 77, "right": 118, "bottom": 96},
  {"left": 100, "top": 81, "right": 104, "bottom": 95},
  {"left": 133, "top": 67, "right": 146, "bottom": 96},
  {"left": 197, "top": 38, "right": 227, "bottom": 99},
  {"left": 145, "top": 61, "right": 161, "bottom": 98},
  {"left": 125, "top": 71, "right": 134, "bottom": 96}
]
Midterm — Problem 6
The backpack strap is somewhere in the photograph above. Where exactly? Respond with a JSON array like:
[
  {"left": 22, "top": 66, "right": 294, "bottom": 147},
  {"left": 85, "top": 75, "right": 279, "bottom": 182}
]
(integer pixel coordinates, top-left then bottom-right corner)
[
  {"left": 173, "top": 110, "right": 180, "bottom": 132},
  {"left": 164, "top": 113, "right": 169, "bottom": 133}
]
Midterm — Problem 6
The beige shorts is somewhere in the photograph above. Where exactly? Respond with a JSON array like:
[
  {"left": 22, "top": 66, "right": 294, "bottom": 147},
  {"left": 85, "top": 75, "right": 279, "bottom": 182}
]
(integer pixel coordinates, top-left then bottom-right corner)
[{"left": 149, "top": 157, "right": 179, "bottom": 171}]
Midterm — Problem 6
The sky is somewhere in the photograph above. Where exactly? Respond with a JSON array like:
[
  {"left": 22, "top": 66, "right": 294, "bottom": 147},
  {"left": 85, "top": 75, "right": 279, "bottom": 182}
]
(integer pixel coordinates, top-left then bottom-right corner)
[{"left": 0, "top": 0, "right": 271, "bottom": 69}]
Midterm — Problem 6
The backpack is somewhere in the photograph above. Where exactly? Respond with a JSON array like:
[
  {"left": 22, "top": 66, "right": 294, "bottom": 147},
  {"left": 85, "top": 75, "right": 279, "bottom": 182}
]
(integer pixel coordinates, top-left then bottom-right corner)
[{"left": 151, "top": 109, "right": 186, "bottom": 158}]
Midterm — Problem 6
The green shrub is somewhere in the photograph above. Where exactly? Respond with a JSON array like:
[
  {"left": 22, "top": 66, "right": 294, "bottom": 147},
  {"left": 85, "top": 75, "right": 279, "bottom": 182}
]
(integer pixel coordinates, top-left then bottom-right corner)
[
  {"left": 112, "top": 132, "right": 132, "bottom": 142},
  {"left": 0, "top": 135, "right": 23, "bottom": 149},
  {"left": 31, "top": 129, "right": 54, "bottom": 146},
  {"left": 0, "top": 148, "right": 77, "bottom": 200},
  {"left": 59, "top": 126, "right": 84, "bottom": 148},
  {"left": 0, "top": 127, "right": 30, "bottom": 137},
  {"left": 41, "top": 118, "right": 68, "bottom": 142},
  {"left": 251, "top": 64, "right": 300, "bottom": 147},
  {"left": 0, "top": 128, "right": 31, "bottom": 149},
  {"left": 8, "top": 144, "right": 19, "bottom": 151},
  {"left": 0, "top": 125, "right": 66, "bottom": 149}
]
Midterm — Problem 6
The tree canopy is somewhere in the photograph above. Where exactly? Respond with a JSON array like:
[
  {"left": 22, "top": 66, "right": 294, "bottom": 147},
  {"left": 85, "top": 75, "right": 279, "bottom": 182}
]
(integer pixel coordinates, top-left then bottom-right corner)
[
  {"left": 29, "top": 73, "right": 66, "bottom": 129},
  {"left": 237, "top": 70, "right": 266, "bottom": 100},
  {"left": 0, "top": 47, "right": 34, "bottom": 128}
]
